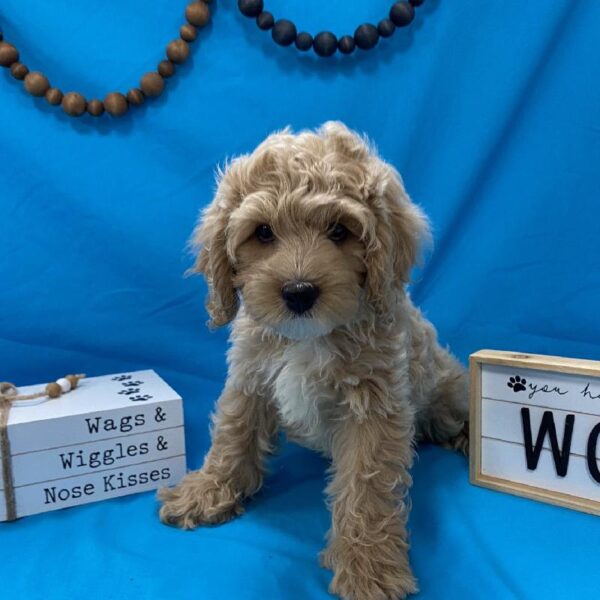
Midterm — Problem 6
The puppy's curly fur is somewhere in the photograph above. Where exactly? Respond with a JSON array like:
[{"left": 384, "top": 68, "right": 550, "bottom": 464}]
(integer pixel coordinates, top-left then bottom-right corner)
[{"left": 159, "top": 122, "right": 469, "bottom": 600}]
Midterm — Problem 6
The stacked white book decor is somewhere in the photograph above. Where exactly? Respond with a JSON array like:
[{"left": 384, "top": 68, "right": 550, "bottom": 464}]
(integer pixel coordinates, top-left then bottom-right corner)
[{"left": 0, "top": 370, "right": 186, "bottom": 521}]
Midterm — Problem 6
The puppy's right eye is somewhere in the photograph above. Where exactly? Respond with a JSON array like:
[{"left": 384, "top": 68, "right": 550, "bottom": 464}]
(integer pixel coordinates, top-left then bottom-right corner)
[{"left": 255, "top": 224, "right": 275, "bottom": 243}]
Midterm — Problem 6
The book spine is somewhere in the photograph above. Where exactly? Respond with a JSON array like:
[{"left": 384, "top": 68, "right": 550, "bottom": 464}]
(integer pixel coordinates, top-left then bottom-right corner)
[
  {"left": 1, "top": 426, "right": 185, "bottom": 489},
  {"left": 0, "top": 454, "right": 187, "bottom": 521},
  {"left": 4, "top": 399, "right": 183, "bottom": 455}
]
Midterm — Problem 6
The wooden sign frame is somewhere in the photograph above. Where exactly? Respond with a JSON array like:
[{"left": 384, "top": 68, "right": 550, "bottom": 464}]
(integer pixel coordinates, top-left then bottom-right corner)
[{"left": 470, "top": 350, "right": 600, "bottom": 516}]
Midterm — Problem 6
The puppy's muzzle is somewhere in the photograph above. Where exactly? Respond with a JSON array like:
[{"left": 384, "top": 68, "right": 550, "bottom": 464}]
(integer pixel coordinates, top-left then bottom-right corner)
[{"left": 281, "top": 281, "right": 320, "bottom": 315}]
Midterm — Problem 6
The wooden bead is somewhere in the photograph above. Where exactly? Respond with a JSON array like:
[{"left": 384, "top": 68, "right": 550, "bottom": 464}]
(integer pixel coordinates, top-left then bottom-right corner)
[
  {"left": 295, "top": 32, "right": 313, "bottom": 52},
  {"left": 87, "top": 99, "right": 105, "bottom": 117},
  {"left": 46, "top": 383, "right": 62, "bottom": 398},
  {"left": 24, "top": 72, "right": 50, "bottom": 97},
  {"left": 390, "top": 2, "right": 415, "bottom": 27},
  {"left": 185, "top": 2, "right": 211, "bottom": 27},
  {"left": 313, "top": 32, "right": 337, "bottom": 57},
  {"left": 66, "top": 375, "right": 80, "bottom": 389},
  {"left": 256, "top": 11, "right": 274, "bottom": 31},
  {"left": 141, "top": 72, "right": 165, "bottom": 97},
  {"left": 127, "top": 88, "right": 144, "bottom": 106},
  {"left": 0, "top": 42, "right": 19, "bottom": 67},
  {"left": 104, "top": 92, "right": 128, "bottom": 117},
  {"left": 354, "top": 23, "right": 379, "bottom": 50},
  {"left": 56, "top": 377, "right": 72, "bottom": 393},
  {"left": 45, "top": 88, "right": 63, "bottom": 105},
  {"left": 272, "top": 20, "right": 297, "bottom": 47},
  {"left": 62, "top": 92, "right": 87, "bottom": 117},
  {"left": 338, "top": 35, "right": 356, "bottom": 55},
  {"left": 158, "top": 60, "right": 175, "bottom": 78},
  {"left": 166, "top": 39, "right": 190, "bottom": 64},
  {"left": 238, "top": 0, "right": 263, "bottom": 18},
  {"left": 378, "top": 19, "right": 396, "bottom": 38},
  {"left": 180, "top": 24, "right": 198, "bottom": 42},
  {"left": 10, "top": 62, "right": 28, "bottom": 80}
]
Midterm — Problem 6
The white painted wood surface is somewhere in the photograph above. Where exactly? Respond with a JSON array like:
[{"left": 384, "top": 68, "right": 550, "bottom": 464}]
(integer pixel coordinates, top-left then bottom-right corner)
[{"left": 0, "top": 370, "right": 187, "bottom": 521}]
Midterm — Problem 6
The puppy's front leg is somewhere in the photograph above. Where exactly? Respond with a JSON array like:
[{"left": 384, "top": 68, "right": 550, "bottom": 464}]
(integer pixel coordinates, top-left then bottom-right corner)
[
  {"left": 159, "top": 386, "right": 277, "bottom": 529},
  {"left": 324, "top": 388, "right": 417, "bottom": 600}
]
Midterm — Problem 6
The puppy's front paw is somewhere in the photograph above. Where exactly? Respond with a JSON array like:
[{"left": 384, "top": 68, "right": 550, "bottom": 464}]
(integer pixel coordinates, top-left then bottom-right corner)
[
  {"left": 158, "top": 469, "right": 243, "bottom": 529},
  {"left": 325, "top": 540, "right": 418, "bottom": 600},
  {"left": 442, "top": 421, "right": 469, "bottom": 456}
]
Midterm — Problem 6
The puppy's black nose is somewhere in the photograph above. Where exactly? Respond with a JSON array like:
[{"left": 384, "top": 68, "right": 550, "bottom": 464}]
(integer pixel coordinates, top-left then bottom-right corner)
[{"left": 281, "top": 281, "right": 320, "bottom": 315}]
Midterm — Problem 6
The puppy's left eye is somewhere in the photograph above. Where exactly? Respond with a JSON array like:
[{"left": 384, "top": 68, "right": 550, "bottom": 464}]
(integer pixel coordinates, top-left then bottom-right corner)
[
  {"left": 327, "top": 223, "right": 348, "bottom": 243},
  {"left": 255, "top": 224, "right": 275, "bottom": 243}
]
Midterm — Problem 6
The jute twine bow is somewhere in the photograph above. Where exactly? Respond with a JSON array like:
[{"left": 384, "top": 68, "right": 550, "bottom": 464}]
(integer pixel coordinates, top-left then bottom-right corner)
[{"left": 0, "top": 375, "right": 85, "bottom": 521}]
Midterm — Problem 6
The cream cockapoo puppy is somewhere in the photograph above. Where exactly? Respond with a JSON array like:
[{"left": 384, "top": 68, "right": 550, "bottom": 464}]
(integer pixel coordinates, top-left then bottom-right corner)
[{"left": 159, "top": 122, "right": 469, "bottom": 600}]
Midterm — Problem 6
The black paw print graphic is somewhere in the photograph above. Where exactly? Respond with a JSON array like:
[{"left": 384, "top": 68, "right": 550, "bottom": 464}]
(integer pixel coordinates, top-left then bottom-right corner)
[
  {"left": 121, "top": 380, "right": 143, "bottom": 387},
  {"left": 507, "top": 375, "right": 527, "bottom": 393},
  {"left": 118, "top": 388, "right": 140, "bottom": 396},
  {"left": 129, "top": 394, "right": 152, "bottom": 402},
  {"left": 112, "top": 375, "right": 132, "bottom": 382}
]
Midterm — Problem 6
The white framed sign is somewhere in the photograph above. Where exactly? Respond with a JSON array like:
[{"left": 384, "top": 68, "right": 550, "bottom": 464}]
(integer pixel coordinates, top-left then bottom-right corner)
[{"left": 470, "top": 350, "right": 600, "bottom": 516}]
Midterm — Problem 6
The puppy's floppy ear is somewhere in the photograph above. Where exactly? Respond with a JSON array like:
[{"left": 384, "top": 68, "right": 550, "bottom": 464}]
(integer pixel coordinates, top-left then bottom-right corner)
[
  {"left": 319, "top": 122, "right": 430, "bottom": 314},
  {"left": 365, "top": 163, "right": 431, "bottom": 314},
  {"left": 191, "top": 168, "right": 241, "bottom": 327}
]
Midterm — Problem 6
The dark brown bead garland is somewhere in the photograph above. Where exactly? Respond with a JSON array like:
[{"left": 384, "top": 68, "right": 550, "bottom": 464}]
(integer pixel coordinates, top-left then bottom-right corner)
[
  {"left": 238, "top": 0, "right": 424, "bottom": 58},
  {"left": 0, "top": 0, "right": 212, "bottom": 118}
]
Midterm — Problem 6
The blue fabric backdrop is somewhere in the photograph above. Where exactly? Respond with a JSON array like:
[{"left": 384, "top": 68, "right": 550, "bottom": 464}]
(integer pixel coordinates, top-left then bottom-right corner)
[{"left": 1, "top": 1, "right": 599, "bottom": 598}]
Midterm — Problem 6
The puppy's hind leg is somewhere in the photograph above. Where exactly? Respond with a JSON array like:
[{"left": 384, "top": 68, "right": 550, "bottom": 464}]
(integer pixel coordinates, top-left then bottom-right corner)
[
  {"left": 159, "top": 386, "right": 278, "bottom": 529},
  {"left": 419, "top": 356, "right": 469, "bottom": 455}
]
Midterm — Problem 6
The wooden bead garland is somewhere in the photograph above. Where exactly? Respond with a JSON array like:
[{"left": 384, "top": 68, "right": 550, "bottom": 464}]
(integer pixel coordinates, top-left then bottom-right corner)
[
  {"left": 0, "top": 0, "right": 211, "bottom": 118},
  {"left": 44, "top": 374, "right": 85, "bottom": 398},
  {"left": 2, "top": 0, "right": 427, "bottom": 119},
  {"left": 0, "top": 374, "right": 85, "bottom": 402},
  {"left": 238, "top": 0, "right": 425, "bottom": 58}
]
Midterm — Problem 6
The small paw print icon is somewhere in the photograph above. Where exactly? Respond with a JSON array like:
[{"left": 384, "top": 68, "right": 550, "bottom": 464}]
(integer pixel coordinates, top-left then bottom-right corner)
[
  {"left": 112, "top": 375, "right": 132, "bottom": 382},
  {"left": 507, "top": 375, "right": 527, "bottom": 392},
  {"left": 118, "top": 388, "right": 140, "bottom": 396},
  {"left": 129, "top": 394, "right": 152, "bottom": 402}
]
